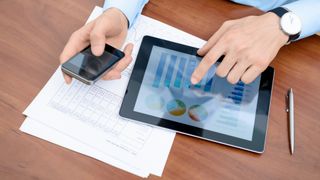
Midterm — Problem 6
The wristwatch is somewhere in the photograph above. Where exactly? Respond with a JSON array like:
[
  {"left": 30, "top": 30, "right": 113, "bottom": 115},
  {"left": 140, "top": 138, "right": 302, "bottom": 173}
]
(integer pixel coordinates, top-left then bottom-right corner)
[{"left": 268, "top": 7, "right": 302, "bottom": 43}]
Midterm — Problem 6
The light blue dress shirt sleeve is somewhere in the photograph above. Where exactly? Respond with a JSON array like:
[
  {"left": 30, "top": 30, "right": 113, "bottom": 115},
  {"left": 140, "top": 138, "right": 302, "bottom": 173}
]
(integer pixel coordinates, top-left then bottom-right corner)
[
  {"left": 282, "top": 0, "right": 320, "bottom": 39},
  {"left": 103, "top": 0, "right": 319, "bottom": 38},
  {"left": 232, "top": 0, "right": 320, "bottom": 39},
  {"left": 103, "top": 0, "right": 149, "bottom": 28}
]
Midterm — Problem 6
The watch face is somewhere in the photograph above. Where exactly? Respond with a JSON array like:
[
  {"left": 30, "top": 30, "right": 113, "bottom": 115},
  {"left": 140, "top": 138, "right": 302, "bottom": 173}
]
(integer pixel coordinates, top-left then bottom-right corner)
[{"left": 280, "top": 12, "right": 302, "bottom": 35}]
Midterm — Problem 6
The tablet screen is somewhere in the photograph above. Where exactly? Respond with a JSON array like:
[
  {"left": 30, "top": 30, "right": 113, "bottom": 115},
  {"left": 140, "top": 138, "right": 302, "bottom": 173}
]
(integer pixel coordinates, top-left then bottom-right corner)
[{"left": 134, "top": 46, "right": 261, "bottom": 141}]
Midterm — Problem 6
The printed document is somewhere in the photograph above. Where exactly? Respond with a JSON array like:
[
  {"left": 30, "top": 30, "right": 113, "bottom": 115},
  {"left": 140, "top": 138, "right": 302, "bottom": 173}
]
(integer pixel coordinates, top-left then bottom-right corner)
[{"left": 21, "top": 6, "right": 206, "bottom": 177}]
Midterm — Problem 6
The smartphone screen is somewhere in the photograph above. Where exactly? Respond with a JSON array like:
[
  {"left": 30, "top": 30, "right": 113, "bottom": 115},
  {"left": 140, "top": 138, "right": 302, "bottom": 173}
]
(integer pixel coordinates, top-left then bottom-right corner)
[{"left": 62, "top": 44, "right": 125, "bottom": 82}]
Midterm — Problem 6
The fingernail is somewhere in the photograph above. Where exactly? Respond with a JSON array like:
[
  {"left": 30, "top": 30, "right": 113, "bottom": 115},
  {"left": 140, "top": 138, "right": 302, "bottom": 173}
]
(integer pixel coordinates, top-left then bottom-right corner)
[
  {"left": 92, "top": 47, "right": 103, "bottom": 56},
  {"left": 197, "top": 48, "right": 204, "bottom": 55},
  {"left": 191, "top": 76, "right": 198, "bottom": 84}
]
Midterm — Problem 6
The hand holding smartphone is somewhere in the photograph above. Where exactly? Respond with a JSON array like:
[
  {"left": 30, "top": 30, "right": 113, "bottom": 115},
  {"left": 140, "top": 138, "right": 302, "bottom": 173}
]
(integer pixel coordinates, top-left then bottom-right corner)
[{"left": 61, "top": 44, "right": 125, "bottom": 85}]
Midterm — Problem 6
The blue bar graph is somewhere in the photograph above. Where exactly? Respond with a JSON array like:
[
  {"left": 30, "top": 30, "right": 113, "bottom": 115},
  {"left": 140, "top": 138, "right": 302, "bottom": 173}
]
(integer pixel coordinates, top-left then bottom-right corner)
[
  {"left": 234, "top": 86, "right": 244, "bottom": 91},
  {"left": 234, "top": 101, "right": 241, "bottom": 105},
  {"left": 184, "top": 58, "right": 197, "bottom": 88},
  {"left": 174, "top": 57, "right": 187, "bottom": 88},
  {"left": 220, "top": 80, "right": 246, "bottom": 124},
  {"left": 231, "top": 91, "right": 243, "bottom": 97},
  {"left": 152, "top": 53, "right": 220, "bottom": 93},
  {"left": 236, "top": 81, "right": 245, "bottom": 87},
  {"left": 194, "top": 83, "right": 202, "bottom": 89},
  {"left": 228, "top": 96, "right": 242, "bottom": 102},
  {"left": 164, "top": 55, "right": 177, "bottom": 87},
  {"left": 203, "top": 65, "right": 216, "bottom": 92},
  {"left": 227, "top": 82, "right": 245, "bottom": 104},
  {"left": 204, "top": 78, "right": 213, "bottom": 92},
  {"left": 152, "top": 53, "right": 167, "bottom": 88},
  {"left": 193, "top": 69, "right": 207, "bottom": 89}
]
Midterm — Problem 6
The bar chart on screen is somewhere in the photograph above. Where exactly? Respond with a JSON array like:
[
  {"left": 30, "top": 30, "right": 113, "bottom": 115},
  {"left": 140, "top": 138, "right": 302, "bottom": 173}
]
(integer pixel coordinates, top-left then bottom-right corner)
[
  {"left": 151, "top": 51, "right": 217, "bottom": 93},
  {"left": 217, "top": 81, "right": 246, "bottom": 127}
]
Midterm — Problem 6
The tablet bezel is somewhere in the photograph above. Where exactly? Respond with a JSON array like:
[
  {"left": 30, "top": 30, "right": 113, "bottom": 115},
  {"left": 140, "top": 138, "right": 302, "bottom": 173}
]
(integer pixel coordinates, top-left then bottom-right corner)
[{"left": 120, "top": 36, "right": 274, "bottom": 153}]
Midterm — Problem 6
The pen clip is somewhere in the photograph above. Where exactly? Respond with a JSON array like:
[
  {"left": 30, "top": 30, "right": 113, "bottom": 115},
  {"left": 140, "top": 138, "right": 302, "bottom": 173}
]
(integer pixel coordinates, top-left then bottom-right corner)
[{"left": 286, "top": 91, "right": 290, "bottom": 112}]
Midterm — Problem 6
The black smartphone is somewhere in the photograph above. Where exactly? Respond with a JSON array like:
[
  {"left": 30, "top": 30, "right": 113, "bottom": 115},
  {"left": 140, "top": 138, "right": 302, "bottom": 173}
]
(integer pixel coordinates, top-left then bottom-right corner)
[{"left": 61, "top": 44, "right": 125, "bottom": 85}]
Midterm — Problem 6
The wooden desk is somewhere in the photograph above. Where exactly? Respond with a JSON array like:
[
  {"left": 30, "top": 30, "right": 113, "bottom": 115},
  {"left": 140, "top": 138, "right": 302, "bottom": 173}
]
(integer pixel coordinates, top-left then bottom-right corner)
[{"left": 1, "top": 0, "right": 319, "bottom": 179}]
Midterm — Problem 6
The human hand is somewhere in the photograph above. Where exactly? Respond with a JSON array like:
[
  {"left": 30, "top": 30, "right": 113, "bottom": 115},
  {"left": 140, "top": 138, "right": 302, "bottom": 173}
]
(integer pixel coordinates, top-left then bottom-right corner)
[
  {"left": 60, "top": 8, "right": 133, "bottom": 84},
  {"left": 191, "top": 13, "right": 289, "bottom": 84}
]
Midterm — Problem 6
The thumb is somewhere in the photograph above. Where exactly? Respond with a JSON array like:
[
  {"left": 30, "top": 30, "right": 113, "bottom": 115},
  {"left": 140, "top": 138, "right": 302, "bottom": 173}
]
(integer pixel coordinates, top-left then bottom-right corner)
[
  {"left": 63, "top": 73, "right": 72, "bottom": 84},
  {"left": 90, "top": 29, "right": 106, "bottom": 56},
  {"left": 123, "top": 43, "right": 134, "bottom": 57}
]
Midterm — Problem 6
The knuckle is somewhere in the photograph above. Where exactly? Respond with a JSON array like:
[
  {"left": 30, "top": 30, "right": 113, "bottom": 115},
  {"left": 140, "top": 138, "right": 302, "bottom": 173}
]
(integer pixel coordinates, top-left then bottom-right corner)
[
  {"left": 70, "top": 30, "right": 83, "bottom": 41},
  {"left": 215, "top": 67, "right": 228, "bottom": 77},
  {"left": 70, "top": 31, "right": 79, "bottom": 39},
  {"left": 90, "top": 30, "right": 102, "bottom": 40},
  {"left": 70, "top": 30, "right": 87, "bottom": 46},
  {"left": 90, "top": 31, "right": 98, "bottom": 39},
  {"left": 204, "top": 58, "right": 213, "bottom": 65},
  {"left": 245, "top": 15, "right": 256, "bottom": 20},
  {"left": 245, "top": 53, "right": 262, "bottom": 64},
  {"left": 255, "top": 60, "right": 269, "bottom": 69},
  {"left": 202, "top": 57, "right": 215, "bottom": 66},
  {"left": 222, "top": 20, "right": 233, "bottom": 27},
  {"left": 221, "top": 33, "right": 235, "bottom": 43},
  {"left": 243, "top": 52, "right": 254, "bottom": 60},
  {"left": 233, "top": 42, "right": 247, "bottom": 52}
]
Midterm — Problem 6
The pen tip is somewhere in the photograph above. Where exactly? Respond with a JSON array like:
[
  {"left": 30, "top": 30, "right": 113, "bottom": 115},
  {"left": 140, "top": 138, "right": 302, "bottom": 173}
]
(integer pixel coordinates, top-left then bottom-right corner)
[{"left": 290, "top": 145, "right": 294, "bottom": 155}]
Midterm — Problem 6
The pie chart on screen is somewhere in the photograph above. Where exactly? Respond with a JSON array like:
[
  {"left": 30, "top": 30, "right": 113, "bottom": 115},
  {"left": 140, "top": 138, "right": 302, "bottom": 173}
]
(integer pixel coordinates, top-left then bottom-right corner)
[
  {"left": 188, "top": 105, "right": 208, "bottom": 121},
  {"left": 166, "top": 99, "right": 186, "bottom": 116}
]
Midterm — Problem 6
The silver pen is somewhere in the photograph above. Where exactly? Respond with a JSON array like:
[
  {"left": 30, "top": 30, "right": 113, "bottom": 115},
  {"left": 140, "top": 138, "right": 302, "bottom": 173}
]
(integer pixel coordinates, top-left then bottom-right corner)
[{"left": 287, "top": 88, "right": 294, "bottom": 155}]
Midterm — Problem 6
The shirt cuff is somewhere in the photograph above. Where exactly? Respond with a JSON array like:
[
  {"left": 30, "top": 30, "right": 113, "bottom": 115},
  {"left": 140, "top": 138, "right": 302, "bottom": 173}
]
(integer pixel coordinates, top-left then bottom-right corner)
[
  {"left": 282, "top": 0, "right": 320, "bottom": 39},
  {"left": 103, "top": 0, "right": 148, "bottom": 28}
]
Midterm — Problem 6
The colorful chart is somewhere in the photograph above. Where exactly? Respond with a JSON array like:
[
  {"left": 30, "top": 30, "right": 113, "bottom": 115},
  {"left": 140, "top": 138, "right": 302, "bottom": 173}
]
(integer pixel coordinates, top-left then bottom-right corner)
[
  {"left": 166, "top": 99, "right": 186, "bottom": 116},
  {"left": 188, "top": 105, "right": 208, "bottom": 121},
  {"left": 145, "top": 94, "right": 165, "bottom": 110},
  {"left": 218, "top": 81, "right": 245, "bottom": 126},
  {"left": 152, "top": 52, "right": 216, "bottom": 92}
]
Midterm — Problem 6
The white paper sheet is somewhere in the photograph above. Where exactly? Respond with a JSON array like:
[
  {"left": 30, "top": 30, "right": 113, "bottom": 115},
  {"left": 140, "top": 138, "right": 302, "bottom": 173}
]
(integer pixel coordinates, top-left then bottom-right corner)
[
  {"left": 21, "top": 6, "right": 206, "bottom": 177},
  {"left": 20, "top": 117, "right": 149, "bottom": 177}
]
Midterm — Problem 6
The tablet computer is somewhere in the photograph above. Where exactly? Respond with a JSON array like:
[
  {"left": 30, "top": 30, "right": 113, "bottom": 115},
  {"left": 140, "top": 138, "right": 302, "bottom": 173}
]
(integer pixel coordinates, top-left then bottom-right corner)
[{"left": 120, "top": 36, "right": 274, "bottom": 153}]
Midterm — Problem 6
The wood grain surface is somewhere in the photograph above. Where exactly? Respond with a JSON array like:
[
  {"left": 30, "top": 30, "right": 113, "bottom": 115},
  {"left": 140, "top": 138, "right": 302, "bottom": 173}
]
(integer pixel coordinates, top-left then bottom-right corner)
[{"left": 0, "top": 0, "right": 319, "bottom": 179}]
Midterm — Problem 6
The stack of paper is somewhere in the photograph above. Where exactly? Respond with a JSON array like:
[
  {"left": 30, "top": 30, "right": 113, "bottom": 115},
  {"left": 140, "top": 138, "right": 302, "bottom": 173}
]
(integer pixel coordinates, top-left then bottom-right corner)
[{"left": 20, "top": 6, "right": 206, "bottom": 177}]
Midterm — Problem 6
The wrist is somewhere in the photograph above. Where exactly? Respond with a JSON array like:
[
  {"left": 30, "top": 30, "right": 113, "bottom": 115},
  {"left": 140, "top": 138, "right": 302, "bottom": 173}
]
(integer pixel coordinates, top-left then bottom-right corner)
[{"left": 263, "top": 12, "right": 289, "bottom": 46}]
